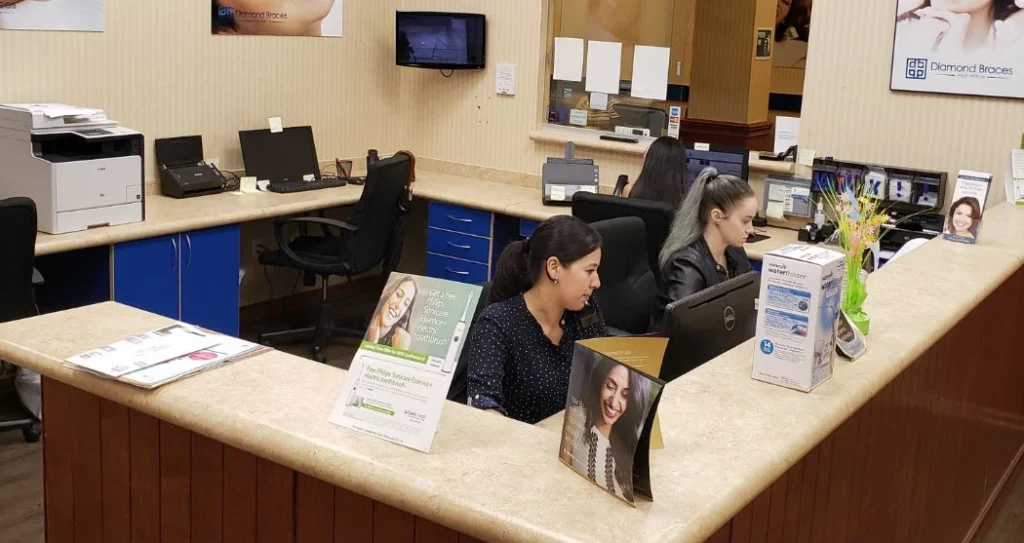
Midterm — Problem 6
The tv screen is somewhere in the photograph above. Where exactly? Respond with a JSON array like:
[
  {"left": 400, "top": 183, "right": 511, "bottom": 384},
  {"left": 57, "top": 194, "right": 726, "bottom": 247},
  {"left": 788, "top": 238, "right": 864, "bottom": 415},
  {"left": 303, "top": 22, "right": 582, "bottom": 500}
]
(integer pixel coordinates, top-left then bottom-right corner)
[{"left": 396, "top": 12, "right": 486, "bottom": 70}]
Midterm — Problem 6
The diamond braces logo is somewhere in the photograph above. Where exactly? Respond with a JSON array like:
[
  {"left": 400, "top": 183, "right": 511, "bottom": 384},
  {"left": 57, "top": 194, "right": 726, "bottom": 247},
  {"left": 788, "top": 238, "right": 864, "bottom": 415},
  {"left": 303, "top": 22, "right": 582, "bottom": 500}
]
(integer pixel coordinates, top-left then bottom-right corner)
[{"left": 906, "top": 58, "right": 928, "bottom": 80}]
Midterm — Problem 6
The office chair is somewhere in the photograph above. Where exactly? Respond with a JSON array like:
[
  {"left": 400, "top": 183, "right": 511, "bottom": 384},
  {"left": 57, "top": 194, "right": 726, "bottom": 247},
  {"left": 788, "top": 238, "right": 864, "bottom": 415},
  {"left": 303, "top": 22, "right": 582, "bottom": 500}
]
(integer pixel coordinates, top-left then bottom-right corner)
[
  {"left": 571, "top": 192, "right": 675, "bottom": 283},
  {"left": 446, "top": 281, "right": 492, "bottom": 404},
  {"left": 0, "top": 197, "right": 42, "bottom": 443},
  {"left": 588, "top": 217, "right": 657, "bottom": 336},
  {"left": 257, "top": 154, "right": 413, "bottom": 363},
  {"left": 613, "top": 174, "right": 629, "bottom": 197}
]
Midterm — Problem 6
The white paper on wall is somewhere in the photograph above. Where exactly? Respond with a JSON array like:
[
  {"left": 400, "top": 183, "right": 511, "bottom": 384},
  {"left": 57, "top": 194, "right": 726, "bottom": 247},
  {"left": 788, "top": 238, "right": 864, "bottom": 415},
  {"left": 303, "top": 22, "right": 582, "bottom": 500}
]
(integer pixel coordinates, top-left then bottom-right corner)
[{"left": 585, "top": 41, "right": 622, "bottom": 95}]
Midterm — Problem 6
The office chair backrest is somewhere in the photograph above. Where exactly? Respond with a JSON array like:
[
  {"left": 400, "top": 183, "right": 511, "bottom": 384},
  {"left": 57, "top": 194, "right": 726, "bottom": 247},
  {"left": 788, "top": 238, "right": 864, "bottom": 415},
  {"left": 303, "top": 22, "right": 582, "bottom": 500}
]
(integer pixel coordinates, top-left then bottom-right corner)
[
  {"left": 447, "top": 281, "right": 493, "bottom": 404},
  {"left": 0, "top": 198, "right": 38, "bottom": 324},
  {"left": 589, "top": 217, "right": 657, "bottom": 335},
  {"left": 345, "top": 154, "right": 412, "bottom": 273},
  {"left": 571, "top": 191, "right": 675, "bottom": 282}
]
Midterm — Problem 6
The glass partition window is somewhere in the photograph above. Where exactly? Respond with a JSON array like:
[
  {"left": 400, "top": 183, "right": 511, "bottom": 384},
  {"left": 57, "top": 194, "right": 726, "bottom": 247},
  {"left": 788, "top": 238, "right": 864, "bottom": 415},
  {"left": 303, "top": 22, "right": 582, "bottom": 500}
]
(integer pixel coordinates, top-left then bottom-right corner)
[{"left": 545, "top": 0, "right": 683, "bottom": 136}]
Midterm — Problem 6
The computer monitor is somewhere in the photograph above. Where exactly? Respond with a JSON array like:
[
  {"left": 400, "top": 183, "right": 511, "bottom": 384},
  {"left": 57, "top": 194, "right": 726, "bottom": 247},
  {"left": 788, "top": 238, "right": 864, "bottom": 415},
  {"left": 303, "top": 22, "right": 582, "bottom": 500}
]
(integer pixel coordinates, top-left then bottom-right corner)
[
  {"left": 238, "top": 126, "right": 320, "bottom": 184},
  {"left": 682, "top": 143, "right": 750, "bottom": 190},
  {"left": 660, "top": 271, "right": 760, "bottom": 382}
]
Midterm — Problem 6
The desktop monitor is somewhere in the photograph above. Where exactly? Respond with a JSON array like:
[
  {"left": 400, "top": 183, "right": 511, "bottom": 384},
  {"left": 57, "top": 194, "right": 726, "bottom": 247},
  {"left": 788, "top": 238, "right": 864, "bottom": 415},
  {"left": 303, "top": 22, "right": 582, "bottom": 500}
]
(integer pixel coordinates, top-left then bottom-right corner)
[
  {"left": 660, "top": 271, "right": 760, "bottom": 382},
  {"left": 238, "top": 126, "right": 320, "bottom": 184},
  {"left": 682, "top": 143, "right": 750, "bottom": 190}
]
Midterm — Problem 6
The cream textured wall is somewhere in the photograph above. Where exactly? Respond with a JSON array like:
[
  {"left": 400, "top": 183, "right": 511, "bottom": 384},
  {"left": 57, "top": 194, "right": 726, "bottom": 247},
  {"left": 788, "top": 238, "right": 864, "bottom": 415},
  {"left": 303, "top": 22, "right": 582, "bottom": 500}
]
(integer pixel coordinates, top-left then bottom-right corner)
[{"left": 799, "top": 0, "right": 1024, "bottom": 208}]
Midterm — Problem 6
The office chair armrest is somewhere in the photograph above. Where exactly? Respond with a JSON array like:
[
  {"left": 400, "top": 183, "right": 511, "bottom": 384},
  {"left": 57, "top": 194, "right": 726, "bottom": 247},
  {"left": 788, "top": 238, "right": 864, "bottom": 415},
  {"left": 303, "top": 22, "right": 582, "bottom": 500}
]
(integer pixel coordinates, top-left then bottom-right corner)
[
  {"left": 32, "top": 268, "right": 44, "bottom": 286},
  {"left": 272, "top": 217, "right": 359, "bottom": 270}
]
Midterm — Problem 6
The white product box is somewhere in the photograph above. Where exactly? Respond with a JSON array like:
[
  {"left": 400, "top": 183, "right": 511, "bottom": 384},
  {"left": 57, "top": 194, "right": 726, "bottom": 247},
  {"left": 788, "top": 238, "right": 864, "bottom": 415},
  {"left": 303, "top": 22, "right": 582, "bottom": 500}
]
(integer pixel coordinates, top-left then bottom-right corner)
[{"left": 752, "top": 244, "right": 845, "bottom": 392}]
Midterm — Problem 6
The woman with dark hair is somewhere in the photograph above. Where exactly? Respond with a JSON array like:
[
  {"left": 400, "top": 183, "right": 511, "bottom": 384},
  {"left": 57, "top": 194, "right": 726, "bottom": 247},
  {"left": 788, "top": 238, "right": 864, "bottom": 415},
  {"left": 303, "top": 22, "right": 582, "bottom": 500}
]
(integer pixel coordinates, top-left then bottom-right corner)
[
  {"left": 566, "top": 357, "right": 650, "bottom": 501},
  {"left": 465, "top": 215, "right": 607, "bottom": 424},
  {"left": 946, "top": 196, "right": 983, "bottom": 239},
  {"left": 652, "top": 167, "right": 758, "bottom": 332},
  {"left": 896, "top": 0, "right": 1023, "bottom": 54},
  {"left": 623, "top": 136, "right": 688, "bottom": 210},
  {"left": 366, "top": 276, "right": 418, "bottom": 350}
]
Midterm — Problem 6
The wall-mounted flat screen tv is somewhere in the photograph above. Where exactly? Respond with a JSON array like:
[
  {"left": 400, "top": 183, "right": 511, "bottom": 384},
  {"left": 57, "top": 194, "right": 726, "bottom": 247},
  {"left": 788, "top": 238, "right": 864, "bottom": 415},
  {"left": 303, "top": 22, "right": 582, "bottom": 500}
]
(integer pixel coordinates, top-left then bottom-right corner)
[{"left": 396, "top": 12, "right": 486, "bottom": 70}]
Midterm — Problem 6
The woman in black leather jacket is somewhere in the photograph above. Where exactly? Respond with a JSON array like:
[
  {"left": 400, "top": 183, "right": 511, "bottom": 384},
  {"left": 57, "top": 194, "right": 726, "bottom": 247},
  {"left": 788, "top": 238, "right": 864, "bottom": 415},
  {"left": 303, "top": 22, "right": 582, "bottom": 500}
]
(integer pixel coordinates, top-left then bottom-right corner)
[{"left": 651, "top": 167, "right": 758, "bottom": 332}]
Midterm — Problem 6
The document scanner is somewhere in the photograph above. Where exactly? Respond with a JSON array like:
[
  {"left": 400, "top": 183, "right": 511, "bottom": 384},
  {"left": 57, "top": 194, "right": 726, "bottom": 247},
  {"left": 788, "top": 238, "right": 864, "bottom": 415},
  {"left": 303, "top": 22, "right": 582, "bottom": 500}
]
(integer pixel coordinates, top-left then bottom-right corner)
[
  {"left": 155, "top": 135, "right": 226, "bottom": 199},
  {"left": 0, "top": 103, "right": 145, "bottom": 234},
  {"left": 542, "top": 142, "right": 600, "bottom": 205}
]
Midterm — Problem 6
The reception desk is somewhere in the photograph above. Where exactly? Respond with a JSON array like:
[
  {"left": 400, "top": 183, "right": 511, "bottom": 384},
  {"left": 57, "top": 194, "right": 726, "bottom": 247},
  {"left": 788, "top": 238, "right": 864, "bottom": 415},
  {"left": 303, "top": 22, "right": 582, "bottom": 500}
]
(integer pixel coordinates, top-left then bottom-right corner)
[{"left": 2, "top": 205, "right": 1022, "bottom": 543}]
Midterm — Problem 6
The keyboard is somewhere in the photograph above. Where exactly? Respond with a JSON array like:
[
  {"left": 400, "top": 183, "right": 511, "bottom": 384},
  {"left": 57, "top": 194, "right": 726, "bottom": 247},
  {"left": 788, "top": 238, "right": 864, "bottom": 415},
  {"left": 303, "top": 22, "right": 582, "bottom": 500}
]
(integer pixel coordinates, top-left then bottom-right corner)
[{"left": 267, "top": 177, "right": 347, "bottom": 194}]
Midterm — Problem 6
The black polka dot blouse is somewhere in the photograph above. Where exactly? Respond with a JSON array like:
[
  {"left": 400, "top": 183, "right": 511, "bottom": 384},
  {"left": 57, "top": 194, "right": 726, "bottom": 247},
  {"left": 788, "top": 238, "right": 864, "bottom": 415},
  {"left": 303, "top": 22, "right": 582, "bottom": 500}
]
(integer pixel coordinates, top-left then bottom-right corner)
[{"left": 465, "top": 294, "right": 608, "bottom": 424}]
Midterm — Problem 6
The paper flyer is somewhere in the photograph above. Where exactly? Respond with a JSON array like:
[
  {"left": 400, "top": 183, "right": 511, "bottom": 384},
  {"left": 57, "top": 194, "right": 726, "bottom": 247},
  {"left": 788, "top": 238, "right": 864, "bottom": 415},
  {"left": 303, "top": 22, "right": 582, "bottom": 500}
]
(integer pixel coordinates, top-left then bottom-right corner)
[
  {"left": 329, "top": 273, "right": 481, "bottom": 453},
  {"left": 559, "top": 337, "right": 667, "bottom": 506},
  {"left": 66, "top": 323, "right": 220, "bottom": 378},
  {"left": 0, "top": 0, "right": 104, "bottom": 32},
  {"left": 943, "top": 170, "right": 992, "bottom": 244}
]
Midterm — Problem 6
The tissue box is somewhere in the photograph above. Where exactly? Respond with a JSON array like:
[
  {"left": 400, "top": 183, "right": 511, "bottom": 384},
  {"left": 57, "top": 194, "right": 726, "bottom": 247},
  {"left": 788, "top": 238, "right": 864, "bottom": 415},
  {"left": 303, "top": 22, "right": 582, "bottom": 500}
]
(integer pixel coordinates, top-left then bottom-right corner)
[{"left": 752, "top": 244, "right": 845, "bottom": 392}]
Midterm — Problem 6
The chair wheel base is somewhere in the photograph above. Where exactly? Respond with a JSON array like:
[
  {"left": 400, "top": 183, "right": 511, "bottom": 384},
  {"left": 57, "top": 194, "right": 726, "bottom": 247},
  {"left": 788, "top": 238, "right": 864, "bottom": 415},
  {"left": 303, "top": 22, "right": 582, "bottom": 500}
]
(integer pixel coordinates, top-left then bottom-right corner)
[
  {"left": 312, "top": 347, "right": 327, "bottom": 363},
  {"left": 23, "top": 423, "right": 40, "bottom": 443}
]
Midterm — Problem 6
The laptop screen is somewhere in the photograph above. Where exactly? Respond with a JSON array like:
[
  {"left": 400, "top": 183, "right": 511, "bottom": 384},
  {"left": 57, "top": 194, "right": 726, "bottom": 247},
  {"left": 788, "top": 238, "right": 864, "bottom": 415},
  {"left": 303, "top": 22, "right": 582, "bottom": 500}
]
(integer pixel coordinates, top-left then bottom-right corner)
[{"left": 238, "top": 126, "right": 320, "bottom": 184}]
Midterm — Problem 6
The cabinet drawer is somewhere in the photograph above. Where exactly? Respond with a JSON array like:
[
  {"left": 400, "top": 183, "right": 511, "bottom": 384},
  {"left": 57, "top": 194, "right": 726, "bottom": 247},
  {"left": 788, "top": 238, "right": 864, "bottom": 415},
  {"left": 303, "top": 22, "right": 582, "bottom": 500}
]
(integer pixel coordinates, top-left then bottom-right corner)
[
  {"left": 428, "top": 202, "right": 492, "bottom": 238},
  {"left": 426, "top": 254, "right": 489, "bottom": 285},
  {"left": 427, "top": 228, "right": 490, "bottom": 264}
]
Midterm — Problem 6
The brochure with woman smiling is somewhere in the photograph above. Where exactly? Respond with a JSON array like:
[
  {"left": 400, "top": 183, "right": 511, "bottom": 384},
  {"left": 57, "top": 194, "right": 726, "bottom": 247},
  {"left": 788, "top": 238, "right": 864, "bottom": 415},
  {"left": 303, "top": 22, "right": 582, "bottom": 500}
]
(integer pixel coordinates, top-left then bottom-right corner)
[
  {"left": 329, "top": 273, "right": 481, "bottom": 453},
  {"left": 559, "top": 337, "right": 668, "bottom": 506}
]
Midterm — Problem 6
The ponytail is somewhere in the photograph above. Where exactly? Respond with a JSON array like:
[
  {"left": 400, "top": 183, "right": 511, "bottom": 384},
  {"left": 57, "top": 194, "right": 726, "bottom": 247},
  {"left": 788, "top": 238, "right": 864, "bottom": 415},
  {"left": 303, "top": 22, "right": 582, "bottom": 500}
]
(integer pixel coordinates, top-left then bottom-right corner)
[
  {"left": 490, "top": 216, "right": 602, "bottom": 303},
  {"left": 659, "top": 167, "right": 754, "bottom": 268}
]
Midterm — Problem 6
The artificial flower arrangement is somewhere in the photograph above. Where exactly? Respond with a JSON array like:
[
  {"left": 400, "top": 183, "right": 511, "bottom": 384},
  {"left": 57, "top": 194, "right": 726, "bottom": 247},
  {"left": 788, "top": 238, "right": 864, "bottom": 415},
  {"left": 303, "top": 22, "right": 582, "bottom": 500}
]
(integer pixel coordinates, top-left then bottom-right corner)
[{"left": 819, "top": 184, "right": 891, "bottom": 335}]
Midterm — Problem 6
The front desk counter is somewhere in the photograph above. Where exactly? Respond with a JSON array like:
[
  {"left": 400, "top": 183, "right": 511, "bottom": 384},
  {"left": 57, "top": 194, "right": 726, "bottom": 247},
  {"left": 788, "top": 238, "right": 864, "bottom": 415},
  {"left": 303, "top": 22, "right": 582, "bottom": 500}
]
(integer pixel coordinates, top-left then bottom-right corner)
[{"left": 2, "top": 204, "right": 1023, "bottom": 543}]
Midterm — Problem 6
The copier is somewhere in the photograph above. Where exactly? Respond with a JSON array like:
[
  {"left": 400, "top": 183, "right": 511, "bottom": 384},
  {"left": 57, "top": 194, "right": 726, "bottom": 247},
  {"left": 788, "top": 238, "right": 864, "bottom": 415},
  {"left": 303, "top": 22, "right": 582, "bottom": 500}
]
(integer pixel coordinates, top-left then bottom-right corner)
[{"left": 0, "top": 103, "right": 145, "bottom": 234}]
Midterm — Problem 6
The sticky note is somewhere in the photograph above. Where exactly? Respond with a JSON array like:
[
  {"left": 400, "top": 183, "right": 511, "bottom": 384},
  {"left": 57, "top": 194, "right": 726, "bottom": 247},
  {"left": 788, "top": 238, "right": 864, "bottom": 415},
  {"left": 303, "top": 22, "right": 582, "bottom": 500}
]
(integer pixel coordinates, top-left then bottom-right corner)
[
  {"left": 766, "top": 200, "right": 786, "bottom": 219},
  {"left": 240, "top": 176, "right": 258, "bottom": 194},
  {"left": 695, "top": 142, "right": 710, "bottom": 152},
  {"left": 590, "top": 92, "right": 608, "bottom": 111},
  {"left": 579, "top": 185, "right": 598, "bottom": 193},
  {"left": 550, "top": 185, "right": 567, "bottom": 202},
  {"left": 269, "top": 117, "right": 283, "bottom": 133},
  {"left": 798, "top": 148, "right": 816, "bottom": 167}
]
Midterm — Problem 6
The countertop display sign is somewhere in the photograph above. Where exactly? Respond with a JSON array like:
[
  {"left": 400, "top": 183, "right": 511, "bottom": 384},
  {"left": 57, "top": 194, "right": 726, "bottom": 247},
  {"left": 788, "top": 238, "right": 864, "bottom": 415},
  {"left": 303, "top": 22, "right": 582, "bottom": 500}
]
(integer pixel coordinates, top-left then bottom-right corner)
[{"left": 890, "top": 2, "right": 1024, "bottom": 99}]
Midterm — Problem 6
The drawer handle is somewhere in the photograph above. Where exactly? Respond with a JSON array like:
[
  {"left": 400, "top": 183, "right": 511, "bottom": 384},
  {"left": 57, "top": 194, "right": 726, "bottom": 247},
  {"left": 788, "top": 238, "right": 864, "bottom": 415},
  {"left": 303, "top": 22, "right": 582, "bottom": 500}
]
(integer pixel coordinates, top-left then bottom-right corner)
[
  {"left": 445, "top": 267, "right": 470, "bottom": 276},
  {"left": 446, "top": 241, "right": 471, "bottom": 250},
  {"left": 447, "top": 215, "right": 473, "bottom": 223}
]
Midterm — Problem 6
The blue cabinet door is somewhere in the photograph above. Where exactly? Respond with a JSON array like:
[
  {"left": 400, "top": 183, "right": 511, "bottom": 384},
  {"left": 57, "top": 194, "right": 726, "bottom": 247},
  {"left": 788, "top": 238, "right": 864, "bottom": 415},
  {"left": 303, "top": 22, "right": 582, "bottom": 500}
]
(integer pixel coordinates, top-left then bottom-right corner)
[
  {"left": 113, "top": 235, "right": 180, "bottom": 320},
  {"left": 180, "top": 225, "right": 240, "bottom": 336}
]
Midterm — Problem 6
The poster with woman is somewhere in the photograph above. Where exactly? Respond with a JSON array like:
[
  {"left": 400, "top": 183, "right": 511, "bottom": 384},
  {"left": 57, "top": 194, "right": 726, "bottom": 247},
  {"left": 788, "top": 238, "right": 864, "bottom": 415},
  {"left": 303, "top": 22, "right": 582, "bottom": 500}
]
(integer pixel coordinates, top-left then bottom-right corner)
[
  {"left": 212, "top": 0, "right": 343, "bottom": 37},
  {"left": 0, "top": 0, "right": 104, "bottom": 32},
  {"left": 775, "top": 0, "right": 813, "bottom": 68},
  {"left": 891, "top": 0, "right": 1024, "bottom": 98},
  {"left": 559, "top": 337, "right": 667, "bottom": 506}
]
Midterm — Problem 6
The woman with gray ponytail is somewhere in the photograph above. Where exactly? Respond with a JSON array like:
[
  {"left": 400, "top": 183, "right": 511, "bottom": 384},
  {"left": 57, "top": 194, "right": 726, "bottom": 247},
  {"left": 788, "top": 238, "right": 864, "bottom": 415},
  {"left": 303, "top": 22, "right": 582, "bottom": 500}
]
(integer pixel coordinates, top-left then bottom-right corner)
[{"left": 651, "top": 167, "right": 758, "bottom": 332}]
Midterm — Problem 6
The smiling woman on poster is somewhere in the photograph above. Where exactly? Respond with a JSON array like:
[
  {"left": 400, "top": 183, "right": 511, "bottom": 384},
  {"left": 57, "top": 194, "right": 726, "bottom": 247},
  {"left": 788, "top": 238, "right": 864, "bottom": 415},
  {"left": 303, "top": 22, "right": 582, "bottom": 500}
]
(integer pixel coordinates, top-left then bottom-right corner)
[
  {"left": 566, "top": 357, "right": 650, "bottom": 502},
  {"left": 895, "top": 0, "right": 1024, "bottom": 55},
  {"left": 366, "top": 276, "right": 418, "bottom": 351},
  {"left": 946, "top": 196, "right": 983, "bottom": 239}
]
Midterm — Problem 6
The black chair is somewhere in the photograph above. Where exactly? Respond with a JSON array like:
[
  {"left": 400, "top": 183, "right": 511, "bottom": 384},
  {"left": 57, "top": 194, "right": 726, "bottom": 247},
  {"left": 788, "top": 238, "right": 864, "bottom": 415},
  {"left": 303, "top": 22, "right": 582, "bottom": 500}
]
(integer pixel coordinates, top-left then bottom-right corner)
[
  {"left": 613, "top": 174, "right": 629, "bottom": 197},
  {"left": 0, "top": 197, "right": 42, "bottom": 443},
  {"left": 589, "top": 217, "right": 657, "bottom": 336},
  {"left": 571, "top": 191, "right": 675, "bottom": 283},
  {"left": 258, "top": 154, "right": 413, "bottom": 363},
  {"left": 446, "top": 281, "right": 492, "bottom": 404}
]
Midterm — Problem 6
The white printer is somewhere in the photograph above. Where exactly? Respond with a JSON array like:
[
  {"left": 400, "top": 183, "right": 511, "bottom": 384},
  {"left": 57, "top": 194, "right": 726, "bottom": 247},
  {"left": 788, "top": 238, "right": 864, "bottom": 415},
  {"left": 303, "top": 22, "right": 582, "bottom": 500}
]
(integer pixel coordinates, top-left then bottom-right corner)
[{"left": 0, "top": 103, "right": 144, "bottom": 234}]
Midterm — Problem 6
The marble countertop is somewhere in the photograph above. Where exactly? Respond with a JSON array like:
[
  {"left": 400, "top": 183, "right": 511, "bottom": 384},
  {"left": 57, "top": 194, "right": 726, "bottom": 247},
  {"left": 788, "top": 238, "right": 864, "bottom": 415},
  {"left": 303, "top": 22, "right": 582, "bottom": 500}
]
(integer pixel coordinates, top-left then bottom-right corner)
[
  {"left": 33, "top": 168, "right": 796, "bottom": 260},
  {"left": 4, "top": 203, "right": 1023, "bottom": 543}
]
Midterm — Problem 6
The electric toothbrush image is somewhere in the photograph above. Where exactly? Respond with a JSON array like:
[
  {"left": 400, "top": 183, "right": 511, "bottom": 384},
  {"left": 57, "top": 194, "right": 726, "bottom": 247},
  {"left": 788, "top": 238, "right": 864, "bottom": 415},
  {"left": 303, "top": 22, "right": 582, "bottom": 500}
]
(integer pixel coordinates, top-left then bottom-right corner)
[
  {"left": 442, "top": 296, "right": 474, "bottom": 374},
  {"left": 329, "top": 273, "right": 482, "bottom": 453}
]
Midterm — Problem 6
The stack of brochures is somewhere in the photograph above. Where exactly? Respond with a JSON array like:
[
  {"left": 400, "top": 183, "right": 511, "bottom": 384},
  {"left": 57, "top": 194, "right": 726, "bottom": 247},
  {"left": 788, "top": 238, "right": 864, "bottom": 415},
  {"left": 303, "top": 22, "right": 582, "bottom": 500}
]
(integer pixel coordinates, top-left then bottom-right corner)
[{"left": 64, "top": 323, "right": 267, "bottom": 389}]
